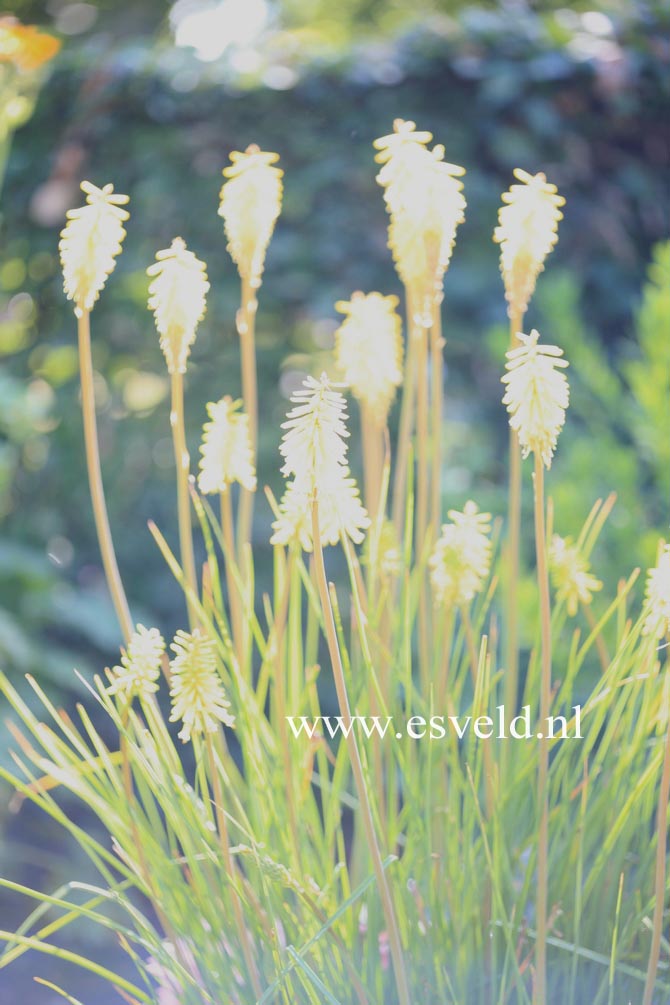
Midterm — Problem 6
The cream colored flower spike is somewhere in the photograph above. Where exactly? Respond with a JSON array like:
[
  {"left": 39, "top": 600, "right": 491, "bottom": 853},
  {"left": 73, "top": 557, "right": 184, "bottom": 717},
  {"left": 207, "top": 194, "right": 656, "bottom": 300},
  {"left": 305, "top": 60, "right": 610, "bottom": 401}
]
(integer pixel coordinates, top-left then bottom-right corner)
[
  {"left": 335, "top": 291, "right": 403, "bottom": 427},
  {"left": 274, "top": 373, "right": 369, "bottom": 549},
  {"left": 494, "top": 168, "right": 565, "bottom": 319},
  {"left": 549, "top": 534, "right": 602, "bottom": 617},
  {"left": 271, "top": 473, "right": 369, "bottom": 552},
  {"left": 375, "top": 120, "right": 466, "bottom": 314},
  {"left": 59, "top": 181, "right": 129, "bottom": 312},
  {"left": 643, "top": 542, "right": 670, "bottom": 639},
  {"left": 429, "top": 501, "right": 492, "bottom": 609},
  {"left": 502, "top": 329, "right": 570, "bottom": 468},
  {"left": 169, "top": 629, "right": 234, "bottom": 743},
  {"left": 218, "top": 145, "right": 283, "bottom": 288},
  {"left": 279, "top": 374, "right": 350, "bottom": 490},
  {"left": 198, "top": 396, "right": 256, "bottom": 495},
  {"left": 107, "top": 624, "right": 165, "bottom": 701},
  {"left": 147, "top": 237, "right": 209, "bottom": 375}
]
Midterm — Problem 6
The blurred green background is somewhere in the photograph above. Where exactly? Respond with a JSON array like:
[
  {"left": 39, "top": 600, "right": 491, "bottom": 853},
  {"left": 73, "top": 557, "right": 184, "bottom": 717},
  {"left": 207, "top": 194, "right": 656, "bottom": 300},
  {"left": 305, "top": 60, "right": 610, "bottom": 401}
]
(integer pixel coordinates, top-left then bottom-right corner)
[{"left": 0, "top": 0, "right": 669, "bottom": 998}]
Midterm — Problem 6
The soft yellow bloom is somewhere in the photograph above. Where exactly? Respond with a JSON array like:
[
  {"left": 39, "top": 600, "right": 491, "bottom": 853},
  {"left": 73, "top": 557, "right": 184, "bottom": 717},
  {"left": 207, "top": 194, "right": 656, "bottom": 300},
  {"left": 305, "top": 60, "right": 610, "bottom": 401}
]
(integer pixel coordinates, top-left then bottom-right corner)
[
  {"left": 494, "top": 168, "right": 565, "bottom": 319},
  {"left": 271, "top": 473, "right": 369, "bottom": 551},
  {"left": 198, "top": 396, "right": 256, "bottom": 495},
  {"left": 643, "top": 542, "right": 670, "bottom": 639},
  {"left": 279, "top": 374, "right": 350, "bottom": 489},
  {"left": 275, "top": 373, "right": 369, "bottom": 549},
  {"left": 107, "top": 624, "right": 165, "bottom": 701},
  {"left": 334, "top": 291, "right": 403, "bottom": 427},
  {"left": 502, "top": 328, "right": 570, "bottom": 468},
  {"left": 549, "top": 535, "right": 602, "bottom": 616},
  {"left": 147, "top": 238, "right": 209, "bottom": 375},
  {"left": 169, "top": 629, "right": 234, "bottom": 743},
  {"left": 59, "top": 181, "right": 129, "bottom": 312},
  {"left": 429, "top": 502, "right": 492, "bottom": 609},
  {"left": 218, "top": 145, "right": 283, "bottom": 287},
  {"left": 374, "top": 121, "right": 466, "bottom": 314}
]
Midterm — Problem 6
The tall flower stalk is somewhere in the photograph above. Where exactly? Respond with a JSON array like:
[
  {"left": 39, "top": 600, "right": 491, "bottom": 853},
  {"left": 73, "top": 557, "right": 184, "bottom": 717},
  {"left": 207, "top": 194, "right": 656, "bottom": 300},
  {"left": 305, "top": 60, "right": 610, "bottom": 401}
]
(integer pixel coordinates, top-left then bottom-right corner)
[
  {"left": 494, "top": 169, "right": 564, "bottom": 715},
  {"left": 374, "top": 121, "right": 466, "bottom": 683},
  {"left": 277, "top": 374, "right": 409, "bottom": 1005},
  {"left": 502, "top": 328, "right": 570, "bottom": 1004},
  {"left": 59, "top": 181, "right": 133, "bottom": 643},
  {"left": 219, "top": 145, "right": 283, "bottom": 556},
  {"left": 147, "top": 237, "right": 209, "bottom": 629},
  {"left": 374, "top": 121, "right": 466, "bottom": 542}
]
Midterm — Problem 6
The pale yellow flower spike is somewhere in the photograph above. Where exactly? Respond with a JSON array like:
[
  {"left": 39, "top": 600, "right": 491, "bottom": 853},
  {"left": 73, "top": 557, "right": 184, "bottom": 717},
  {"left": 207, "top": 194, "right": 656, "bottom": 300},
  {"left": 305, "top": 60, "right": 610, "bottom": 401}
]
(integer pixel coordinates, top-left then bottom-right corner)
[
  {"left": 374, "top": 121, "right": 466, "bottom": 311},
  {"left": 198, "top": 396, "right": 256, "bottom": 495},
  {"left": 169, "top": 629, "right": 234, "bottom": 743},
  {"left": 274, "top": 373, "right": 369, "bottom": 549},
  {"left": 147, "top": 237, "right": 210, "bottom": 375},
  {"left": 643, "top": 541, "right": 670, "bottom": 639},
  {"left": 107, "top": 624, "right": 165, "bottom": 701},
  {"left": 494, "top": 168, "right": 565, "bottom": 319},
  {"left": 502, "top": 328, "right": 570, "bottom": 468},
  {"left": 429, "top": 501, "right": 492, "bottom": 609},
  {"left": 335, "top": 292, "right": 403, "bottom": 427},
  {"left": 549, "top": 534, "right": 602, "bottom": 617},
  {"left": 279, "top": 374, "right": 351, "bottom": 490},
  {"left": 271, "top": 474, "right": 369, "bottom": 552},
  {"left": 218, "top": 145, "right": 283, "bottom": 288},
  {"left": 59, "top": 181, "right": 129, "bottom": 313}
]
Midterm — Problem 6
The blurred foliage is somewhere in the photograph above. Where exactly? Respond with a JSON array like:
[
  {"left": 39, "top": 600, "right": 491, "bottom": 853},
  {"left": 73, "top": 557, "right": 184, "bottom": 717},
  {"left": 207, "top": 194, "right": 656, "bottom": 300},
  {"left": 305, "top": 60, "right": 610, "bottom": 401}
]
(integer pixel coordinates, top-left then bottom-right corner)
[{"left": 0, "top": 0, "right": 668, "bottom": 702}]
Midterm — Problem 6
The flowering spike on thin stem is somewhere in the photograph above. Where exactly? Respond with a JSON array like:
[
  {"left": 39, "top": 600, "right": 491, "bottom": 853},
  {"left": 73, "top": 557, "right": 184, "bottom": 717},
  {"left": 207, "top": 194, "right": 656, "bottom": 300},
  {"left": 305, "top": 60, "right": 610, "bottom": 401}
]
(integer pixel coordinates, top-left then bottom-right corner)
[
  {"left": 502, "top": 328, "right": 570, "bottom": 470},
  {"left": 59, "top": 182, "right": 133, "bottom": 643},
  {"left": 168, "top": 629, "right": 234, "bottom": 743},
  {"left": 60, "top": 180, "right": 129, "bottom": 312},
  {"left": 219, "top": 146, "right": 282, "bottom": 557},
  {"left": 494, "top": 168, "right": 565, "bottom": 320},
  {"left": 148, "top": 237, "right": 209, "bottom": 628},
  {"left": 272, "top": 374, "right": 369, "bottom": 552}
]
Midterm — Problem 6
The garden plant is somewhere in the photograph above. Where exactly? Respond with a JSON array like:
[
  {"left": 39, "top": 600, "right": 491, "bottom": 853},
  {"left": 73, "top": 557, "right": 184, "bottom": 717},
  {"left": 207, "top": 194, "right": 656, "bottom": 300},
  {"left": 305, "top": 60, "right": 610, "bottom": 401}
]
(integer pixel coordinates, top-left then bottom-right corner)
[{"left": 0, "top": 102, "right": 669, "bottom": 1005}]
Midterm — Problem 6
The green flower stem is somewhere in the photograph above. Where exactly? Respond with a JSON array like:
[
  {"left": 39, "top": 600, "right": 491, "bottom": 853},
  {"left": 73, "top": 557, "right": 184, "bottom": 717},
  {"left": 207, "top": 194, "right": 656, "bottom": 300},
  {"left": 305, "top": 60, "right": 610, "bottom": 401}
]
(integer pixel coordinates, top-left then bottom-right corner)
[
  {"left": 533, "top": 453, "right": 551, "bottom": 1005},
  {"left": 170, "top": 369, "right": 198, "bottom": 629},
  {"left": 504, "top": 308, "right": 525, "bottom": 716},
  {"left": 77, "top": 309, "right": 133, "bottom": 643},
  {"left": 430, "top": 295, "right": 444, "bottom": 535},
  {"left": 237, "top": 276, "right": 258, "bottom": 557},
  {"left": 392, "top": 288, "right": 417, "bottom": 536},
  {"left": 220, "top": 488, "right": 243, "bottom": 663}
]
